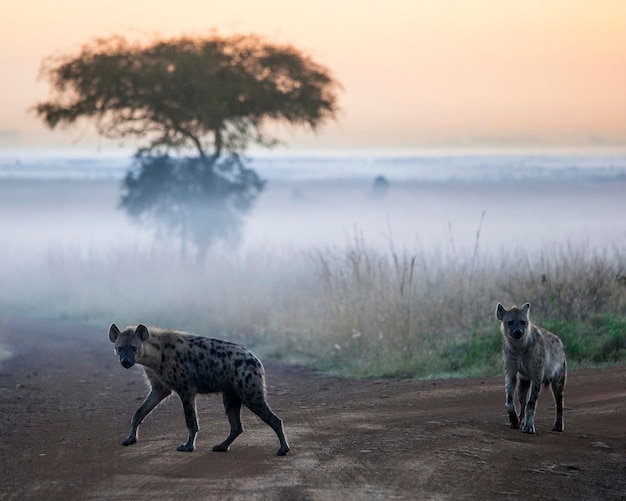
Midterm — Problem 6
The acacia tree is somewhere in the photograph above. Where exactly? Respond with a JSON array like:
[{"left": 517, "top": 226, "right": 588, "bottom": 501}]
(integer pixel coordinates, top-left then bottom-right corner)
[{"left": 34, "top": 33, "right": 340, "bottom": 258}]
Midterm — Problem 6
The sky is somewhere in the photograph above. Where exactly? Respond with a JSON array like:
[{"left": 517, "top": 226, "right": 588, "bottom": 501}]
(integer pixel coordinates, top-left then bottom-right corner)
[{"left": 1, "top": 0, "right": 625, "bottom": 152}]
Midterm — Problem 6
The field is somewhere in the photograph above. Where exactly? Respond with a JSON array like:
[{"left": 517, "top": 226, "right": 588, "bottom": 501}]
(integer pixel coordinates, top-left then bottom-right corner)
[{"left": 1, "top": 174, "right": 625, "bottom": 498}]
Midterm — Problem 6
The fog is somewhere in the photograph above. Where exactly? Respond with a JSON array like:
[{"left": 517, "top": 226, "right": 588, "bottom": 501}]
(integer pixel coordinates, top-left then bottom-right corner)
[
  {"left": 244, "top": 178, "right": 626, "bottom": 253},
  {"left": 1, "top": 174, "right": 625, "bottom": 340},
  {"left": 3, "top": 177, "right": 625, "bottom": 260}
]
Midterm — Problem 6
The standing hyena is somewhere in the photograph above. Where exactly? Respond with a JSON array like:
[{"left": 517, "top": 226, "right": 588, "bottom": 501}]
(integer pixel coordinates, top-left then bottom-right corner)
[
  {"left": 495, "top": 302, "right": 567, "bottom": 434},
  {"left": 108, "top": 323, "right": 289, "bottom": 455}
]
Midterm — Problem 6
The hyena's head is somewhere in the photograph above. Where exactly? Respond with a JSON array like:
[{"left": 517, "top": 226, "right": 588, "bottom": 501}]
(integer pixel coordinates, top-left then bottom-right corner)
[
  {"left": 108, "top": 324, "right": 150, "bottom": 368},
  {"left": 496, "top": 302, "right": 531, "bottom": 341}
]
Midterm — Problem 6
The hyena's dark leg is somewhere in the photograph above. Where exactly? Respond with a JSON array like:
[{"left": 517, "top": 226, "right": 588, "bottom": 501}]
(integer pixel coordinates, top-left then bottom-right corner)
[
  {"left": 213, "top": 390, "right": 244, "bottom": 452},
  {"left": 551, "top": 370, "right": 566, "bottom": 432},
  {"left": 517, "top": 376, "right": 531, "bottom": 429},
  {"left": 505, "top": 373, "right": 520, "bottom": 429},
  {"left": 123, "top": 385, "right": 171, "bottom": 446},
  {"left": 246, "top": 400, "right": 290, "bottom": 456},
  {"left": 176, "top": 392, "right": 199, "bottom": 452},
  {"left": 522, "top": 379, "right": 542, "bottom": 434}
]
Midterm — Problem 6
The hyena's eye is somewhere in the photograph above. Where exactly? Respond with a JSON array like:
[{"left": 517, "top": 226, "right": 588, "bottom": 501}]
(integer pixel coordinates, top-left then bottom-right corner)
[
  {"left": 520, "top": 321, "right": 527, "bottom": 327},
  {"left": 507, "top": 320, "right": 514, "bottom": 326},
  {"left": 131, "top": 346, "right": 138, "bottom": 352}
]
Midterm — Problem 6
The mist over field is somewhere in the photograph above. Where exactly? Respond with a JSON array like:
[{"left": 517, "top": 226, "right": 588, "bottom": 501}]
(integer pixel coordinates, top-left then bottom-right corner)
[
  {"left": 2, "top": 151, "right": 626, "bottom": 255},
  {"left": 1, "top": 152, "right": 625, "bottom": 376},
  {"left": 3, "top": 175, "right": 625, "bottom": 262}
]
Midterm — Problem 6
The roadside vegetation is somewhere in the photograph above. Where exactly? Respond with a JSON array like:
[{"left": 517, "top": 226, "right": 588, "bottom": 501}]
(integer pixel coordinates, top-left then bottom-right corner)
[{"left": 3, "top": 236, "right": 625, "bottom": 378}]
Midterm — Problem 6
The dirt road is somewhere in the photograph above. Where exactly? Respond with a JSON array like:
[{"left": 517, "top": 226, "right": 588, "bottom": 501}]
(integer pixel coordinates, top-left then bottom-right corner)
[{"left": 1, "top": 318, "right": 625, "bottom": 500}]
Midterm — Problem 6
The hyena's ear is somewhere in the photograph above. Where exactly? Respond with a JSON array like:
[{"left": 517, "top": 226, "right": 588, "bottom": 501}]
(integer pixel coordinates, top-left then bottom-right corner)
[
  {"left": 496, "top": 303, "right": 506, "bottom": 321},
  {"left": 522, "top": 302, "right": 531, "bottom": 313},
  {"left": 136, "top": 324, "right": 150, "bottom": 342},
  {"left": 108, "top": 323, "right": 121, "bottom": 343}
]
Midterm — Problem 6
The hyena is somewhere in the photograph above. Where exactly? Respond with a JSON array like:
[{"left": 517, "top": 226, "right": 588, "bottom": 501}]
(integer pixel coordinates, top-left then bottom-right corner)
[
  {"left": 108, "top": 323, "right": 290, "bottom": 455},
  {"left": 495, "top": 302, "right": 567, "bottom": 434}
]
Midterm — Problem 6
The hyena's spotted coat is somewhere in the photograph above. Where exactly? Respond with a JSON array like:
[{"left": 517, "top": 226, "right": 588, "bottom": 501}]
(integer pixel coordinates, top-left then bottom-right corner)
[
  {"left": 495, "top": 302, "right": 567, "bottom": 434},
  {"left": 108, "top": 324, "right": 289, "bottom": 455}
]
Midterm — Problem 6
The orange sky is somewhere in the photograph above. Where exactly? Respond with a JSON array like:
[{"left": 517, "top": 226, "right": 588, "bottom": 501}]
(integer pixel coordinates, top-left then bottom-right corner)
[{"left": 1, "top": 0, "right": 625, "bottom": 151}]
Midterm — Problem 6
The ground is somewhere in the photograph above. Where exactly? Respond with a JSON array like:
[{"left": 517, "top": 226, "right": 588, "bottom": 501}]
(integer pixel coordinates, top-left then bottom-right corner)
[{"left": 1, "top": 318, "right": 625, "bottom": 500}]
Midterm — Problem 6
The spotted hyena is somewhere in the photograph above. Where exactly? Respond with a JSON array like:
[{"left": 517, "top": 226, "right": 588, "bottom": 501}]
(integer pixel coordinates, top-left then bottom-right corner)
[
  {"left": 495, "top": 302, "right": 567, "bottom": 434},
  {"left": 108, "top": 324, "right": 289, "bottom": 455}
]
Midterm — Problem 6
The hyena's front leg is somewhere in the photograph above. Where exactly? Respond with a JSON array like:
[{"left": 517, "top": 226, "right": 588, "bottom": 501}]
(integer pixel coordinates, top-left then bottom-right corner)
[
  {"left": 517, "top": 377, "right": 531, "bottom": 429},
  {"left": 177, "top": 393, "right": 199, "bottom": 452},
  {"left": 123, "top": 385, "right": 171, "bottom": 446},
  {"left": 505, "top": 373, "right": 519, "bottom": 429},
  {"left": 522, "top": 379, "right": 542, "bottom": 434}
]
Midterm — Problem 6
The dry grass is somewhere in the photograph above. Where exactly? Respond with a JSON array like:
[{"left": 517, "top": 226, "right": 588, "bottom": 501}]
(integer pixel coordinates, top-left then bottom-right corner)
[{"left": 2, "top": 234, "right": 625, "bottom": 378}]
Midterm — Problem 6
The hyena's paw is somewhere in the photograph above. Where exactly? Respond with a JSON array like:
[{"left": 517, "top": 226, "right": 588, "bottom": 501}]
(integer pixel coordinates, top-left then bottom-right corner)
[
  {"left": 552, "top": 422, "right": 564, "bottom": 432},
  {"left": 212, "top": 443, "right": 229, "bottom": 452},
  {"left": 121, "top": 436, "right": 137, "bottom": 446},
  {"left": 276, "top": 445, "right": 290, "bottom": 456},
  {"left": 176, "top": 443, "right": 195, "bottom": 452},
  {"left": 522, "top": 423, "right": 536, "bottom": 434},
  {"left": 509, "top": 414, "right": 520, "bottom": 429}
]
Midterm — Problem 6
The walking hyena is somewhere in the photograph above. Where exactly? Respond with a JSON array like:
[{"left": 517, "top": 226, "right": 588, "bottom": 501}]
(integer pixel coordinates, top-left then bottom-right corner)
[
  {"left": 495, "top": 302, "right": 567, "bottom": 434},
  {"left": 108, "top": 323, "right": 290, "bottom": 455}
]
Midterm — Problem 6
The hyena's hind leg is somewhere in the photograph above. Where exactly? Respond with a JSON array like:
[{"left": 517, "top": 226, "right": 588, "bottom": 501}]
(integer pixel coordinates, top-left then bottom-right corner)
[
  {"left": 177, "top": 392, "right": 199, "bottom": 452},
  {"left": 213, "top": 390, "right": 244, "bottom": 452},
  {"left": 551, "top": 368, "right": 566, "bottom": 432},
  {"left": 246, "top": 399, "right": 290, "bottom": 456}
]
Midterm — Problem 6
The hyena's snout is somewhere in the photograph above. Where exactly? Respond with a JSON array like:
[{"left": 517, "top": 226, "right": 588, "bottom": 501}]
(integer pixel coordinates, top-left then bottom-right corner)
[
  {"left": 118, "top": 349, "right": 137, "bottom": 368},
  {"left": 120, "top": 358, "right": 135, "bottom": 369},
  {"left": 510, "top": 328, "right": 525, "bottom": 339}
]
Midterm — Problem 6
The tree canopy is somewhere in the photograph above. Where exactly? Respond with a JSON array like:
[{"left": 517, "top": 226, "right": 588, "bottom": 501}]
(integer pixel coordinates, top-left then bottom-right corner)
[
  {"left": 34, "top": 32, "right": 340, "bottom": 259},
  {"left": 34, "top": 33, "right": 341, "bottom": 160}
]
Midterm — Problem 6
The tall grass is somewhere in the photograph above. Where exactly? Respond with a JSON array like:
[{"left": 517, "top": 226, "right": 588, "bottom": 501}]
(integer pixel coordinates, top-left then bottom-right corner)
[{"left": 2, "top": 234, "right": 625, "bottom": 378}]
